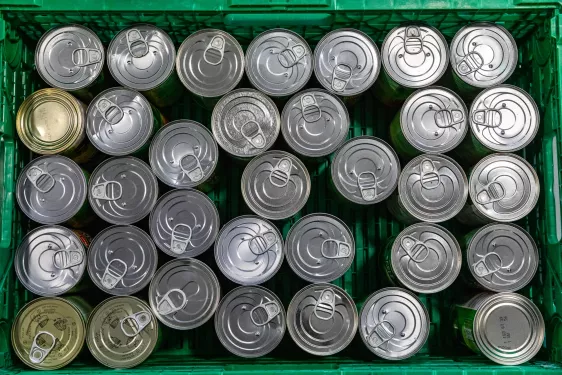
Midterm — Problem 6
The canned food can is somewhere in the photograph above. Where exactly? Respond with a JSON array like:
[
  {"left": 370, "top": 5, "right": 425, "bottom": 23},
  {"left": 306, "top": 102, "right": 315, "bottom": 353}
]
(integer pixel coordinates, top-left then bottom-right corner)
[
  {"left": 88, "top": 225, "right": 158, "bottom": 295},
  {"left": 215, "top": 286, "right": 285, "bottom": 358},
  {"left": 87, "top": 296, "right": 158, "bottom": 368},
  {"left": 285, "top": 213, "right": 355, "bottom": 283},
  {"left": 455, "top": 203, "right": 493, "bottom": 227},
  {"left": 331, "top": 136, "right": 400, "bottom": 205},
  {"left": 150, "top": 189, "right": 220, "bottom": 258},
  {"left": 215, "top": 216, "right": 283, "bottom": 285},
  {"left": 241, "top": 150, "right": 310, "bottom": 220},
  {"left": 455, "top": 292, "right": 544, "bottom": 365},
  {"left": 359, "top": 287, "right": 429, "bottom": 360},
  {"left": 89, "top": 156, "right": 158, "bottom": 225}
]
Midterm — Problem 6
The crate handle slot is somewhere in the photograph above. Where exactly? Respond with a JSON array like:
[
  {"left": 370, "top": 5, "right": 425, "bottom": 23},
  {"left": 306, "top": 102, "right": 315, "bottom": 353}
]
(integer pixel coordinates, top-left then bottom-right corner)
[
  {"left": 204, "top": 35, "right": 225, "bottom": 66},
  {"left": 368, "top": 321, "right": 395, "bottom": 348},
  {"left": 71, "top": 48, "right": 102, "bottom": 67},
  {"left": 96, "top": 98, "right": 124, "bottom": 126},
  {"left": 101, "top": 258, "right": 128, "bottom": 289},
  {"left": 400, "top": 235, "right": 430, "bottom": 263},
  {"left": 29, "top": 331, "right": 56, "bottom": 364},
  {"left": 250, "top": 301, "right": 280, "bottom": 326},
  {"left": 120, "top": 311, "right": 151, "bottom": 337},
  {"left": 301, "top": 93, "right": 322, "bottom": 123},
  {"left": 26, "top": 166, "right": 55, "bottom": 193},
  {"left": 269, "top": 158, "right": 292, "bottom": 188},
  {"left": 473, "top": 252, "right": 503, "bottom": 277},
  {"left": 278, "top": 42, "right": 307, "bottom": 68},
  {"left": 313, "top": 288, "right": 336, "bottom": 320},
  {"left": 171, "top": 223, "right": 192, "bottom": 255},
  {"left": 52, "top": 248, "right": 83, "bottom": 269},
  {"left": 126, "top": 29, "right": 149, "bottom": 58},
  {"left": 157, "top": 289, "right": 188, "bottom": 316},
  {"left": 475, "top": 181, "right": 506, "bottom": 205}
]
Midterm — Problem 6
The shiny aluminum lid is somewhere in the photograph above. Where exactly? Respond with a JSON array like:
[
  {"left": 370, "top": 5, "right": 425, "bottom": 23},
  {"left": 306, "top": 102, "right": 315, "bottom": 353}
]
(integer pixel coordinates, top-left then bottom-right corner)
[
  {"left": 89, "top": 156, "right": 158, "bottom": 225},
  {"left": 215, "top": 286, "right": 285, "bottom": 358},
  {"left": 287, "top": 283, "right": 357, "bottom": 356},
  {"left": 469, "top": 154, "right": 539, "bottom": 222},
  {"left": 359, "top": 287, "right": 429, "bottom": 360},
  {"left": 149, "top": 189, "right": 220, "bottom": 258},
  {"left": 331, "top": 136, "right": 400, "bottom": 204}
]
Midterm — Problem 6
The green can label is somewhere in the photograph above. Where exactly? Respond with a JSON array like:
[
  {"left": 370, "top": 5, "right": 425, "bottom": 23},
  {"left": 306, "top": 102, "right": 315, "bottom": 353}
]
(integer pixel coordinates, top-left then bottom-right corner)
[
  {"left": 381, "top": 236, "right": 400, "bottom": 286},
  {"left": 374, "top": 69, "right": 414, "bottom": 106},
  {"left": 144, "top": 71, "right": 185, "bottom": 108},
  {"left": 456, "top": 304, "right": 480, "bottom": 353},
  {"left": 387, "top": 194, "right": 417, "bottom": 224},
  {"left": 389, "top": 112, "right": 420, "bottom": 157}
]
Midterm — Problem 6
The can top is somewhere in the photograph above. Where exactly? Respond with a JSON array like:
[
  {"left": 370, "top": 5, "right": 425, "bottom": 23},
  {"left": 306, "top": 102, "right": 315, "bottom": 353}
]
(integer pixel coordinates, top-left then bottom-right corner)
[
  {"left": 88, "top": 225, "right": 158, "bottom": 296},
  {"left": 399, "top": 154, "right": 468, "bottom": 222},
  {"left": 400, "top": 87, "right": 468, "bottom": 153},
  {"left": 215, "top": 286, "right": 286, "bottom": 358},
  {"left": 149, "top": 120, "right": 218, "bottom": 188},
  {"left": 331, "top": 136, "right": 400, "bottom": 204},
  {"left": 108, "top": 24, "right": 175, "bottom": 91},
  {"left": 149, "top": 189, "right": 220, "bottom": 258},
  {"left": 36, "top": 24, "right": 104, "bottom": 91},
  {"left": 359, "top": 287, "right": 429, "bottom": 360},
  {"left": 176, "top": 29, "right": 244, "bottom": 98},
  {"left": 469, "top": 153, "right": 539, "bottom": 222},
  {"left": 451, "top": 23, "right": 518, "bottom": 88},
  {"left": 381, "top": 25, "right": 449, "bottom": 88},
  {"left": 314, "top": 29, "right": 380, "bottom": 96},
  {"left": 246, "top": 29, "right": 313, "bottom": 97},
  {"left": 281, "top": 89, "right": 349, "bottom": 158}
]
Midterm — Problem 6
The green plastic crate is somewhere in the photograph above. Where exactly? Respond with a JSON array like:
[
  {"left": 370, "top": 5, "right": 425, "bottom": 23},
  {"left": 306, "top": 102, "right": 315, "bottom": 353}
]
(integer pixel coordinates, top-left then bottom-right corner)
[{"left": 0, "top": 0, "right": 561, "bottom": 373}]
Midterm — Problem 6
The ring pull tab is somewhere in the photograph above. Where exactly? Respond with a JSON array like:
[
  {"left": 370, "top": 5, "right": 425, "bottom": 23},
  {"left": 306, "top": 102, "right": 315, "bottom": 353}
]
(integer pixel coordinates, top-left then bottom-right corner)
[
  {"left": 29, "top": 331, "right": 56, "bottom": 364},
  {"left": 250, "top": 301, "right": 281, "bottom": 327},
  {"left": 26, "top": 166, "right": 56, "bottom": 193},
  {"left": 320, "top": 239, "right": 352, "bottom": 259},
  {"left": 331, "top": 64, "right": 352, "bottom": 92},
  {"left": 419, "top": 158, "right": 441, "bottom": 190},
  {"left": 475, "top": 181, "right": 506, "bottom": 205},
  {"left": 71, "top": 48, "right": 102, "bottom": 67},
  {"left": 203, "top": 35, "right": 225, "bottom": 66},
  {"left": 278, "top": 42, "right": 307, "bottom": 68},
  {"left": 404, "top": 26, "right": 423, "bottom": 54},
  {"left": 457, "top": 51, "right": 484, "bottom": 76},
  {"left": 368, "top": 321, "right": 396, "bottom": 348},
  {"left": 300, "top": 94, "right": 322, "bottom": 123},
  {"left": 313, "top": 288, "right": 336, "bottom": 320},
  {"left": 96, "top": 98, "right": 124, "bottom": 126},
  {"left": 400, "top": 235, "right": 430, "bottom": 263},
  {"left": 91, "top": 181, "right": 123, "bottom": 201},
  {"left": 434, "top": 109, "right": 465, "bottom": 128},
  {"left": 249, "top": 231, "right": 277, "bottom": 256},
  {"left": 357, "top": 171, "right": 378, "bottom": 202},
  {"left": 126, "top": 29, "right": 149, "bottom": 58},
  {"left": 120, "top": 311, "right": 152, "bottom": 337},
  {"left": 52, "top": 248, "right": 83, "bottom": 269},
  {"left": 170, "top": 223, "right": 192, "bottom": 255},
  {"left": 157, "top": 289, "right": 188, "bottom": 316},
  {"left": 179, "top": 153, "right": 203, "bottom": 182},
  {"left": 101, "top": 259, "right": 128, "bottom": 289},
  {"left": 240, "top": 120, "right": 266, "bottom": 149},
  {"left": 472, "top": 109, "right": 502, "bottom": 128},
  {"left": 269, "top": 158, "right": 292, "bottom": 188},
  {"left": 473, "top": 252, "right": 503, "bottom": 277}
]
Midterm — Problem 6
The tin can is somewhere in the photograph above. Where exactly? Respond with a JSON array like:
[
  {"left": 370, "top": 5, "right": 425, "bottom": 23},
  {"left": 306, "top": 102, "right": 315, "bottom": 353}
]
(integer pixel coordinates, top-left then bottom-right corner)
[
  {"left": 87, "top": 296, "right": 158, "bottom": 368},
  {"left": 331, "top": 136, "right": 400, "bottom": 205},
  {"left": 214, "top": 216, "right": 283, "bottom": 285},
  {"left": 287, "top": 283, "right": 357, "bottom": 356},
  {"left": 359, "top": 287, "right": 429, "bottom": 360},
  {"left": 150, "top": 189, "right": 220, "bottom": 258},
  {"left": 149, "top": 258, "right": 221, "bottom": 330},
  {"left": 89, "top": 156, "right": 158, "bottom": 225},
  {"left": 455, "top": 292, "right": 544, "bottom": 365},
  {"left": 88, "top": 225, "right": 158, "bottom": 296},
  {"left": 241, "top": 150, "right": 310, "bottom": 220},
  {"left": 285, "top": 213, "right": 355, "bottom": 283},
  {"left": 215, "top": 286, "right": 285, "bottom": 358}
]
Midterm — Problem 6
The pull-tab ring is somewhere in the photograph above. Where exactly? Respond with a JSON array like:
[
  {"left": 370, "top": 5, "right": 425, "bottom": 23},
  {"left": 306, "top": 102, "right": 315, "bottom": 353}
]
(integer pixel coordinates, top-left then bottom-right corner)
[
  {"left": 321, "top": 239, "right": 352, "bottom": 259},
  {"left": 248, "top": 231, "right": 277, "bottom": 256},
  {"left": 120, "top": 311, "right": 152, "bottom": 337},
  {"left": 91, "top": 181, "right": 123, "bottom": 201},
  {"left": 26, "top": 166, "right": 56, "bottom": 193},
  {"left": 71, "top": 48, "right": 102, "bottom": 67},
  {"left": 404, "top": 26, "right": 423, "bottom": 54},
  {"left": 278, "top": 42, "right": 307, "bottom": 68},
  {"left": 331, "top": 64, "right": 352, "bottom": 92},
  {"left": 313, "top": 288, "right": 336, "bottom": 320},
  {"left": 52, "top": 248, "right": 83, "bottom": 269},
  {"left": 240, "top": 120, "right": 266, "bottom": 149},
  {"left": 457, "top": 51, "right": 484, "bottom": 76},
  {"left": 96, "top": 98, "right": 124, "bottom": 126},
  {"left": 475, "top": 181, "right": 506, "bottom": 205},
  {"left": 400, "top": 235, "right": 430, "bottom": 263},
  {"left": 473, "top": 252, "right": 503, "bottom": 277},
  {"left": 300, "top": 94, "right": 322, "bottom": 123},
  {"left": 170, "top": 223, "right": 192, "bottom": 255},
  {"left": 178, "top": 153, "right": 203, "bottom": 183},
  {"left": 204, "top": 35, "right": 225, "bottom": 66},
  {"left": 472, "top": 109, "right": 502, "bottom": 128},
  {"left": 126, "top": 29, "right": 149, "bottom": 58},
  {"left": 357, "top": 171, "right": 379, "bottom": 202},
  {"left": 434, "top": 109, "right": 464, "bottom": 128},
  {"left": 269, "top": 158, "right": 292, "bottom": 189},
  {"left": 157, "top": 289, "right": 188, "bottom": 316},
  {"left": 368, "top": 321, "right": 396, "bottom": 348},
  {"left": 101, "top": 259, "right": 128, "bottom": 289},
  {"left": 29, "top": 331, "right": 56, "bottom": 364},
  {"left": 250, "top": 301, "right": 280, "bottom": 327},
  {"left": 419, "top": 158, "right": 441, "bottom": 190}
]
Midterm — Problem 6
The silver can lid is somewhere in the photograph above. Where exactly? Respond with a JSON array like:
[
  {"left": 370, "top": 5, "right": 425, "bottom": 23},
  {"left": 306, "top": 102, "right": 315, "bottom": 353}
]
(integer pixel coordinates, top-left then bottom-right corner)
[
  {"left": 17, "top": 155, "right": 87, "bottom": 225},
  {"left": 469, "top": 154, "right": 539, "bottom": 222},
  {"left": 281, "top": 89, "right": 349, "bottom": 158},
  {"left": 451, "top": 23, "right": 518, "bottom": 88},
  {"left": 359, "top": 287, "right": 429, "bottom": 360},
  {"left": 215, "top": 286, "right": 286, "bottom": 358},
  {"left": 246, "top": 29, "right": 313, "bottom": 97},
  {"left": 215, "top": 216, "right": 283, "bottom": 285},
  {"left": 15, "top": 225, "right": 87, "bottom": 296},
  {"left": 287, "top": 283, "right": 358, "bottom": 356},
  {"left": 176, "top": 29, "right": 244, "bottom": 98},
  {"left": 108, "top": 25, "right": 175, "bottom": 91},
  {"left": 149, "top": 189, "right": 220, "bottom": 258},
  {"left": 149, "top": 258, "right": 221, "bottom": 330},
  {"left": 399, "top": 154, "right": 468, "bottom": 222},
  {"left": 88, "top": 225, "right": 158, "bottom": 296},
  {"left": 331, "top": 136, "right": 400, "bottom": 204},
  {"left": 89, "top": 156, "right": 158, "bottom": 225},
  {"left": 35, "top": 24, "right": 104, "bottom": 91},
  {"left": 314, "top": 29, "right": 381, "bottom": 96},
  {"left": 400, "top": 87, "right": 468, "bottom": 153},
  {"left": 469, "top": 85, "right": 539, "bottom": 152},
  {"left": 149, "top": 120, "right": 218, "bottom": 188},
  {"left": 241, "top": 150, "right": 310, "bottom": 220},
  {"left": 285, "top": 213, "right": 355, "bottom": 283}
]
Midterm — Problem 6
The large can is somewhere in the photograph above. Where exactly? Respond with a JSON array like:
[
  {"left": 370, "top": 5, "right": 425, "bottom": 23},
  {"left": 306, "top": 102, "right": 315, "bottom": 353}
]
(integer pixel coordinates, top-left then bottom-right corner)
[
  {"left": 89, "top": 156, "right": 158, "bottom": 225},
  {"left": 287, "top": 283, "right": 357, "bottom": 356},
  {"left": 455, "top": 292, "right": 544, "bottom": 365},
  {"left": 215, "top": 286, "right": 285, "bottom": 358},
  {"left": 214, "top": 216, "right": 283, "bottom": 285},
  {"left": 285, "top": 213, "right": 355, "bottom": 283},
  {"left": 331, "top": 136, "right": 400, "bottom": 205},
  {"left": 88, "top": 225, "right": 158, "bottom": 296},
  {"left": 241, "top": 150, "right": 310, "bottom": 220},
  {"left": 87, "top": 296, "right": 158, "bottom": 368},
  {"left": 359, "top": 287, "right": 429, "bottom": 360},
  {"left": 149, "top": 258, "right": 221, "bottom": 330},
  {"left": 149, "top": 189, "right": 220, "bottom": 258}
]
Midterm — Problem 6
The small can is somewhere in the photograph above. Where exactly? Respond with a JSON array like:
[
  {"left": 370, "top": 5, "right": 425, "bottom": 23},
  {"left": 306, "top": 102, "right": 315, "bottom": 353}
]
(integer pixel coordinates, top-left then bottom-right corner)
[
  {"left": 331, "top": 136, "right": 400, "bottom": 205},
  {"left": 285, "top": 213, "right": 355, "bottom": 283},
  {"left": 455, "top": 292, "right": 544, "bottom": 365},
  {"left": 88, "top": 225, "right": 158, "bottom": 295},
  {"left": 149, "top": 258, "right": 221, "bottom": 330},
  {"left": 241, "top": 150, "right": 310, "bottom": 220},
  {"left": 150, "top": 189, "right": 220, "bottom": 258},
  {"left": 287, "top": 283, "right": 358, "bottom": 356},
  {"left": 89, "top": 156, "right": 159, "bottom": 225},
  {"left": 359, "top": 287, "right": 429, "bottom": 360},
  {"left": 87, "top": 296, "right": 158, "bottom": 368},
  {"left": 215, "top": 216, "right": 283, "bottom": 285},
  {"left": 215, "top": 286, "right": 285, "bottom": 358}
]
